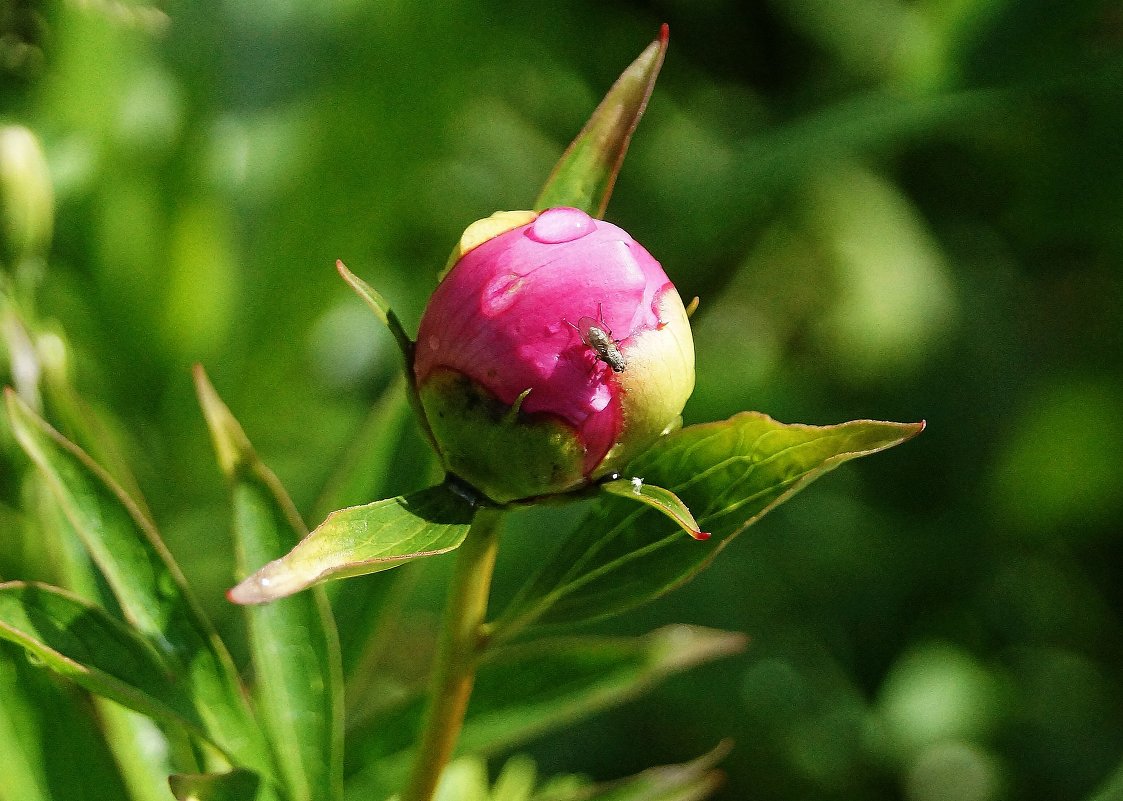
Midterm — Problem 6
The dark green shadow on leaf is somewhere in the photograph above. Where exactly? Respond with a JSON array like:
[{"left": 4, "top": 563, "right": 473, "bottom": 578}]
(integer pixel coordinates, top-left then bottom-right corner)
[
  {"left": 169, "top": 769, "right": 261, "bottom": 801},
  {"left": 0, "top": 581, "right": 214, "bottom": 747},
  {"left": 344, "top": 625, "right": 743, "bottom": 798}
]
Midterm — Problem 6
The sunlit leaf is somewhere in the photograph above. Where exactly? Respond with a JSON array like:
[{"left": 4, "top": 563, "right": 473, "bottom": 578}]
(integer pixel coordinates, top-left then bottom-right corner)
[
  {"left": 497, "top": 413, "right": 924, "bottom": 636},
  {"left": 600, "top": 479, "right": 709, "bottom": 540},
  {"left": 196, "top": 366, "right": 343, "bottom": 801},
  {"left": 3, "top": 389, "right": 275, "bottom": 781},
  {"left": 345, "top": 625, "right": 744, "bottom": 798},
  {"left": 534, "top": 25, "right": 668, "bottom": 218},
  {"left": 228, "top": 484, "right": 476, "bottom": 604},
  {"left": 0, "top": 581, "right": 212, "bottom": 742},
  {"left": 169, "top": 769, "right": 261, "bottom": 801}
]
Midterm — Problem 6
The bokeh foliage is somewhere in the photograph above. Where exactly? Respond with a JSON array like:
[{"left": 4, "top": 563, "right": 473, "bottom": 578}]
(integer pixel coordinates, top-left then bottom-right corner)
[{"left": 2, "top": 1, "right": 1122, "bottom": 800}]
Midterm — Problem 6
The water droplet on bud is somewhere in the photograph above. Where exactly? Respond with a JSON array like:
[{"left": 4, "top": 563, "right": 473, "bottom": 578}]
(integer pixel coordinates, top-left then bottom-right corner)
[{"left": 528, "top": 207, "right": 596, "bottom": 244}]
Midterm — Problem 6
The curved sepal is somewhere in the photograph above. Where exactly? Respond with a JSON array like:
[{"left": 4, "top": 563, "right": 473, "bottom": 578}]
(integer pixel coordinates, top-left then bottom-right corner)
[
  {"left": 336, "top": 260, "right": 436, "bottom": 450},
  {"left": 534, "top": 25, "right": 668, "bottom": 218},
  {"left": 600, "top": 478, "right": 709, "bottom": 540}
]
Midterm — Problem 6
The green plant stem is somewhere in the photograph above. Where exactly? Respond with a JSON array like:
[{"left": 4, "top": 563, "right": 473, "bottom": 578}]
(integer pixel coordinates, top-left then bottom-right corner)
[{"left": 401, "top": 507, "right": 502, "bottom": 801}]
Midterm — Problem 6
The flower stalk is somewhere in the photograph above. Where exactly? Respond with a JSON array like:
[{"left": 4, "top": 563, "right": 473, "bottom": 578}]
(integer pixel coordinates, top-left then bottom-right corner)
[{"left": 400, "top": 506, "right": 503, "bottom": 801}]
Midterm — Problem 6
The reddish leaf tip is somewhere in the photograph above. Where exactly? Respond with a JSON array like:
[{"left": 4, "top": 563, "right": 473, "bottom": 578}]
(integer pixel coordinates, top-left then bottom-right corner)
[
  {"left": 692, "top": 530, "right": 712, "bottom": 541},
  {"left": 658, "top": 23, "right": 669, "bottom": 44}
]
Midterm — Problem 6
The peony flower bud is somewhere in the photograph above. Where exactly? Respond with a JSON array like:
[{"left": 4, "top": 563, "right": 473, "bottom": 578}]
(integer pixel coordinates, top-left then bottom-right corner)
[{"left": 414, "top": 207, "right": 694, "bottom": 504}]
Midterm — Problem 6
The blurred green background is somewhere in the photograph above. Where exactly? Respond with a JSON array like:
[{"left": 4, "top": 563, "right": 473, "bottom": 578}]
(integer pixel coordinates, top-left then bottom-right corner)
[{"left": 3, "top": 0, "right": 1122, "bottom": 799}]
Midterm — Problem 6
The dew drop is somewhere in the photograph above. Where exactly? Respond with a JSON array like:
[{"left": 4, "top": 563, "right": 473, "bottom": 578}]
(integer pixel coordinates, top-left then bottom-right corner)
[
  {"left": 483, "top": 273, "right": 525, "bottom": 314},
  {"left": 590, "top": 382, "right": 612, "bottom": 411},
  {"left": 528, "top": 207, "right": 596, "bottom": 244}
]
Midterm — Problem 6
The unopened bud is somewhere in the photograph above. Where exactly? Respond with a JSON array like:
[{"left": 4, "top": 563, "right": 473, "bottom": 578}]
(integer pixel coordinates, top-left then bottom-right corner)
[{"left": 0, "top": 125, "right": 54, "bottom": 267}]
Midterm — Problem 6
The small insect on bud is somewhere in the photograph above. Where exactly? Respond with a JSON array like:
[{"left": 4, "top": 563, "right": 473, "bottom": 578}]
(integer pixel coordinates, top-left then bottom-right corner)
[
  {"left": 567, "top": 303, "right": 627, "bottom": 373},
  {"left": 414, "top": 207, "right": 695, "bottom": 504}
]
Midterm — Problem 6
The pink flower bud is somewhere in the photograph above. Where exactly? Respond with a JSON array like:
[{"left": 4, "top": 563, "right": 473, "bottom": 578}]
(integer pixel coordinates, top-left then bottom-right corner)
[{"left": 414, "top": 207, "right": 695, "bottom": 504}]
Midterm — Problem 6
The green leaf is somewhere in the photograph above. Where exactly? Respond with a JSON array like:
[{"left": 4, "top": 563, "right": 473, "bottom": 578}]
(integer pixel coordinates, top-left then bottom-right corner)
[
  {"left": 228, "top": 483, "right": 476, "bottom": 604},
  {"left": 335, "top": 261, "right": 437, "bottom": 453},
  {"left": 497, "top": 413, "right": 924, "bottom": 635},
  {"left": 3, "top": 389, "right": 275, "bottom": 781},
  {"left": 196, "top": 366, "right": 343, "bottom": 801},
  {"left": 462, "top": 625, "right": 743, "bottom": 756},
  {"left": 534, "top": 25, "right": 668, "bottom": 218},
  {"left": 169, "top": 769, "right": 261, "bottom": 801},
  {"left": 35, "top": 464, "right": 182, "bottom": 800},
  {"left": 600, "top": 479, "right": 709, "bottom": 541},
  {"left": 550, "top": 742, "right": 729, "bottom": 801},
  {"left": 0, "top": 581, "right": 213, "bottom": 742},
  {"left": 345, "top": 625, "right": 744, "bottom": 798}
]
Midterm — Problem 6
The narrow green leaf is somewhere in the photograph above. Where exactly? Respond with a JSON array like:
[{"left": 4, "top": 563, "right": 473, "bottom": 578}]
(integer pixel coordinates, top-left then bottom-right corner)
[
  {"left": 0, "top": 581, "right": 213, "bottom": 743},
  {"left": 555, "top": 742, "right": 729, "bottom": 801},
  {"left": 196, "top": 366, "right": 343, "bottom": 801},
  {"left": 534, "top": 24, "right": 668, "bottom": 218},
  {"left": 461, "top": 625, "right": 743, "bottom": 756},
  {"left": 498, "top": 413, "right": 924, "bottom": 635},
  {"left": 3, "top": 389, "right": 275, "bottom": 781},
  {"left": 169, "top": 769, "right": 260, "bottom": 801},
  {"left": 36, "top": 465, "right": 184, "bottom": 799},
  {"left": 96, "top": 704, "right": 178, "bottom": 801},
  {"left": 600, "top": 479, "right": 709, "bottom": 540},
  {"left": 345, "top": 625, "right": 743, "bottom": 798},
  {"left": 228, "top": 484, "right": 476, "bottom": 604}
]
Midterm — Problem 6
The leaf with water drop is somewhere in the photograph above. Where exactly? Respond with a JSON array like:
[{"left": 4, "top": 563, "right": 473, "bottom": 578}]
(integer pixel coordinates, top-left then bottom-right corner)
[{"left": 496, "top": 413, "right": 924, "bottom": 636}]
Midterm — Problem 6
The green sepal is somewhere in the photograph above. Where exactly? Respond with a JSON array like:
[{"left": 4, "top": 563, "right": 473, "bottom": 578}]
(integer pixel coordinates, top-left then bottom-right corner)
[
  {"left": 419, "top": 368, "right": 586, "bottom": 505},
  {"left": 534, "top": 25, "right": 668, "bottom": 218}
]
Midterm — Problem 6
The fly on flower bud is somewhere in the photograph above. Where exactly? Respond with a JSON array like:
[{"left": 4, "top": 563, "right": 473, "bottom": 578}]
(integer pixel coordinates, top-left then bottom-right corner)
[{"left": 414, "top": 207, "right": 695, "bottom": 504}]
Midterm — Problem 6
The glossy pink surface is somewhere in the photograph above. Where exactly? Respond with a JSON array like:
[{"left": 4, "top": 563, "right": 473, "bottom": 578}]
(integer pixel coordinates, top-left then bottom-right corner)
[{"left": 415, "top": 208, "right": 675, "bottom": 473}]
